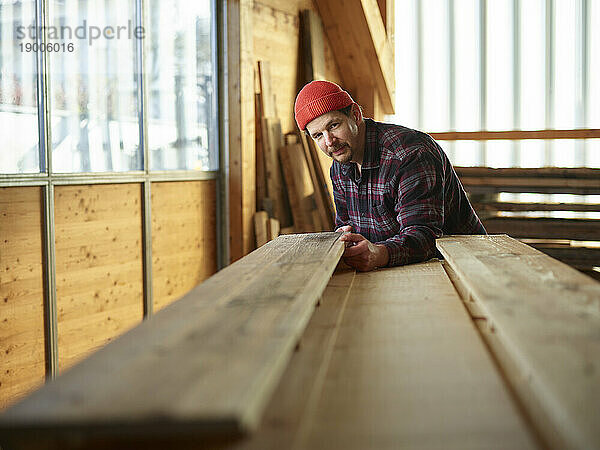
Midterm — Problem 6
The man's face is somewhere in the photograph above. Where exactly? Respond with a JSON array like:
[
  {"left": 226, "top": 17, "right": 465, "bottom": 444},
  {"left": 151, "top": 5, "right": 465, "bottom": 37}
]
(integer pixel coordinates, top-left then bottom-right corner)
[{"left": 306, "top": 107, "right": 360, "bottom": 164}]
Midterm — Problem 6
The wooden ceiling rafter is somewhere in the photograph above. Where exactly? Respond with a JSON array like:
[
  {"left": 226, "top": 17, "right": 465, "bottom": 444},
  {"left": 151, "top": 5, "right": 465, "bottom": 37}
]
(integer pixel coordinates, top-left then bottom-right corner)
[{"left": 315, "top": 0, "right": 395, "bottom": 115}]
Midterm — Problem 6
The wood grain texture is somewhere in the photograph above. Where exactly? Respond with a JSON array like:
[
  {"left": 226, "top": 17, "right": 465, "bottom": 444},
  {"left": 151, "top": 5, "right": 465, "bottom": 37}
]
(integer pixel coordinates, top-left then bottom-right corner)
[
  {"left": 54, "top": 184, "right": 144, "bottom": 372},
  {"left": 228, "top": 0, "right": 256, "bottom": 261},
  {"left": 252, "top": 1, "right": 343, "bottom": 134},
  {"left": 151, "top": 181, "right": 218, "bottom": 312},
  {"left": 315, "top": 0, "right": 394, "bottom": 113},
  {"left": 0, "top": 233, "right": 344, "bottom": 443},
  {"left": 431, "top": 128, "right": 600, "bottom": 141},
  {"left": 254, "top": 211, "right": 269, "bottom": 247},
  {"left": 0, "top": 187, "right": 45, "bottom": 410},
  {"left": 482, "top": 217, "right": 600, "bottom": 241},
  {"left": 260, "top": 117, "right": 288, "bottom": 225},
  {"left": 456, "top": 166, "right": 600, "bottom": 195},
  {"left": 300, "top": 132, "right": 334, "bottom": 230},
  {"left": 279, "top": 144, "right": 318, "bottom": 232},
  {"left": 437, "top": 235, "right": 600, "bottom": 450},
  {"left": 297, "top": 261, "right": 537, "bottom": 450}
]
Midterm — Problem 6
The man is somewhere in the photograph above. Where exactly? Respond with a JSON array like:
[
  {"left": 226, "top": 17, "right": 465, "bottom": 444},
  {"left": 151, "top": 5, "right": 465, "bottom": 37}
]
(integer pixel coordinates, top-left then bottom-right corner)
[{"left": 294, "top": 80, "right": 486, "bottom": 272}]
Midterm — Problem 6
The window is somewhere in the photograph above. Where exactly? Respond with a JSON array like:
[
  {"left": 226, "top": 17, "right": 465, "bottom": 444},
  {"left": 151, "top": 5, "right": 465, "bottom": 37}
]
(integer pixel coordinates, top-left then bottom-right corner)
[
  {"left": 0, "top": 0, "right": 40, "bottom": 173},
  {"left": 391, "top": 0, "right": 599, "bottom": 168},
  {"left": 0, "top": 0, "right": 218, "bottom": 175}
]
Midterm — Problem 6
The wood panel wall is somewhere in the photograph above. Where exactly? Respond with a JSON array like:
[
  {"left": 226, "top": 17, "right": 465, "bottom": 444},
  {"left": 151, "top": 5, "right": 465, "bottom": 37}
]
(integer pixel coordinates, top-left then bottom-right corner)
[
  {"left": 253, "top": 0, "right": 343, "bottom": 134},
  {"left": 151, "top": 180, "right": 218, "bottom": 312},
  {"left": 54, "top": 184, "right": 144, "bottom": 372},
  {"left": 0, "top": 187, "right": 45, "bottom": 409}
]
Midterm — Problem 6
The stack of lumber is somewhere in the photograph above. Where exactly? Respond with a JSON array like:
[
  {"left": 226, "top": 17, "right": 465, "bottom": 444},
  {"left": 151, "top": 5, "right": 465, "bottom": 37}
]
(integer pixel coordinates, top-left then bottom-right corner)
[
  {"left": 456, "top": 166, "right": 600, "bottom": 279},
  {"left": 254, "top": 60, "right": 334, "bottom": 248},
  {"left": 2, "top": 234, "right": 598, "bottom": 449}
]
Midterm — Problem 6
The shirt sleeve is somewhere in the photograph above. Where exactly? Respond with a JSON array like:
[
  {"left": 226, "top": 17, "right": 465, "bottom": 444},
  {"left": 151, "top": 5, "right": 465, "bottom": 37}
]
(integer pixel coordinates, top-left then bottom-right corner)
[
  {"left": 331, "top": 164, "right": 351, "bottom": 230},
  {"left": 375, "top": 148, "right": 444, "bottom": 266}
]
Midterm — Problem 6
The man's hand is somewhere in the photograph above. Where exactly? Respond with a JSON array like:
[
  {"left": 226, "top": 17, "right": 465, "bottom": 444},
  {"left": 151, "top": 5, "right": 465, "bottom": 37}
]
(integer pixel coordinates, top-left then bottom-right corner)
[
  {"left": 339, "top": 233, "right": 389, "bottom": 272},
  {"left": 335, "top": 225, "right": 353, "bottom": 233}
]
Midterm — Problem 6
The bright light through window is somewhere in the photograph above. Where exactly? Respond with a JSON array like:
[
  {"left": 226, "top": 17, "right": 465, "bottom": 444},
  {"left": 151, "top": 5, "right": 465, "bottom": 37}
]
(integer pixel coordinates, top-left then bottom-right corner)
[{"left": 389, "top": 0, "right": 600, "bottom": 168}]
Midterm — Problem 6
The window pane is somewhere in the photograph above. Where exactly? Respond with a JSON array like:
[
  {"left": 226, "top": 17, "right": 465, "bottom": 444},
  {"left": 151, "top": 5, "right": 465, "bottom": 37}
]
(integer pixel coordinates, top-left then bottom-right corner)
[
  {"left": 520, "top": 0, "right": 545, "bottom": 130},
  {"left": 146, "top": 0, "right": 217, "bottom": 171},
  {"left": 0, "top": 0, "right": 40, "bottom": 174},
  {"left": 454, "top": 0, "right": 480, "bottom": 132},
  {"left": 588, "top": 0, "right": 600, "bottom": 128},
  {"left": 553, "top": 0, "right": 577, "bottom": 129},
  {"left": 49, "top": 0, "right": 142, "bottom": 173},
  {"left": 421, "top": 0, "right": 449, "bottom": 132},
  {"left": 486, "top": 0, "right": 513, "bottom": 131},
  {"left": 389, "top": 0, "right": 418, "bottom": 129}
]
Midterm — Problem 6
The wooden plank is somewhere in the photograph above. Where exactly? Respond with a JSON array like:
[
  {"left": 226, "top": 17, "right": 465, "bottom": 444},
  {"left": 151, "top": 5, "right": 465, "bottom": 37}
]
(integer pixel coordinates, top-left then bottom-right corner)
[
  {"left": 456, "top": 166, "right": 600, "bottom": 179},
  {"left": 257, "top": 60, "right": 277, "bottom": 118},
  {"left": 254, "top": 211, "right": 269, "bottom": 247},
  {"left": 0, "top": 187, "right": 45, "bottom": 410},
  {"left": 228, "top": 0, "right": 255, "bottom": 261},
  {"left": 297, "top": 262, "right": 537, "bottom": 449},
  {"left": 300, "top": 9, "right": 326, "bottom": 84},
  {"left": 315, "top": 0, "right": 394, "bottom": 113},
  {"left": 220, "top": 269, "right": 357, "bottom": 450},
  {"left": 252, "top": 1, "right": 344, "bottom": 134},
  {"left": 308, "top": 137, "right": 335, "bottom": 216},
  {"left": 267, "top": 218, "right": 280, "bottom": 241},
  {"left": 431, "top": 128, "right": 600, "bottom": 141},
  {"left": 261, "top": 117, "right": 292, "bottom": 226},
  {"left": 482, "top": 217, "right": 600, "bottom": 241},
  {"left": 299, "top": 132, "right": 332, "bottom": 230},
  {"left": 456, "top": 167, "right": 600, "bottom": 195},
  {"left": 527, "top": 243, "right": 600, "bottom": 269},
  {"left": 437, "top": 235, "right": 600, "bottom": 450},
  {"left": 0, "top": 233, "right": 344, "bottom": 443},
  {"left": 255, "top": 92, "right": 269, "bottom": 212},
  {"left": 279, "top": 144, "right": 318, "bottom": 232},
  {"left": 151, "top": 181, "right": 217, "bottom": 312},
  {"left": 472, "top": 201, "right": 600, "bottom": 213},
  {"left": 54, "top": 184, "right": 144, "bottom": 372}
]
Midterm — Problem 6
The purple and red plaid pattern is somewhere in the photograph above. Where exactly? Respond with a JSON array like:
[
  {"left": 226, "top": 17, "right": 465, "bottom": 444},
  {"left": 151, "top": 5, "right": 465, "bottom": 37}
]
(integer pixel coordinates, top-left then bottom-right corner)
[{"left": 331, "top": 119, "right": 486, "bottom": 267}]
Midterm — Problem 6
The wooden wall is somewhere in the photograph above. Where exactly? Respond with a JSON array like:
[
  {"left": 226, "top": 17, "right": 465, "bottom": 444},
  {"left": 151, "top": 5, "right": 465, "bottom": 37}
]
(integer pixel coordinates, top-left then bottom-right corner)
[
  {"left": 253, "top": 0, "right": 343, "bottom": 134},
  {"left": 1, "top": 180, "right": 218, "bottom": 407},
  {"left": 0, "top": 187, "right": 45, "bottom": 409},
  {"left": 151, "top": 181, "right": 218, "bottom": 312},
  {"left": 54, "top": 184, "right": 144, "bottom": 372}
]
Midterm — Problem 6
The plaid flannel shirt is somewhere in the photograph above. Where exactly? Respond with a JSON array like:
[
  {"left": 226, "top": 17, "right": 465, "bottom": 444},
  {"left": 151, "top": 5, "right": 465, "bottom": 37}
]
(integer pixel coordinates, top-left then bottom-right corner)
[{"left": 331, "top": 119, "right": 486, "bottom": 267}]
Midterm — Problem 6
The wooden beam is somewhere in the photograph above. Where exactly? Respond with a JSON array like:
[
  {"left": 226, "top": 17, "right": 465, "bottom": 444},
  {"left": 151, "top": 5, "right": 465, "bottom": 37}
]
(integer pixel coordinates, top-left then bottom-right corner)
[
  {"left": 315, "top": 0, "right": 394, "bottom": 114},
  {"left": 472, "top": 201, "right": 600, "bottom": 213},
  {"left": 455, "top": 167, "right": 600, "bottom": 195},
  {"left": 0, "top": 233, "right": 345, "bottom": 444},
  {"left": 437, "top": 235, "right": 600, "bottom": 450},
  {"left": 430, "top": 128, "right": 600, "bottom": 141},
  {"left": 228, "top": 0, "right": 256, "bottom": 262},
  {"left": 481, "top": 217, "right": 600, "bottom": 241}
]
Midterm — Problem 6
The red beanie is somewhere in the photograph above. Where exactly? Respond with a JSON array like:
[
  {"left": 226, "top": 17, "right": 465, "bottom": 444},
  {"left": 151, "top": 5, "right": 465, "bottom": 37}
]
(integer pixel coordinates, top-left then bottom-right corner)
[{"left": 294, "top": 80, "right": 355, "bottom": 130}]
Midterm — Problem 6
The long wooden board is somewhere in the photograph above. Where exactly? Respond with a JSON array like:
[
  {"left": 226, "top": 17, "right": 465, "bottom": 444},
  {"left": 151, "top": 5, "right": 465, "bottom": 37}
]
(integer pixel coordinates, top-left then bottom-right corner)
[
  {"left": 296, "top": 261, "right": 537, "bottom": 449},
  {"left": 0, "top": 233, "right": 344, "bottom": 444},
  {"left": 227, "top": 262, "right": 537, "bottom": 449},
  {"left": 437, "top": 235, "right": 600, "bottom": 450}
]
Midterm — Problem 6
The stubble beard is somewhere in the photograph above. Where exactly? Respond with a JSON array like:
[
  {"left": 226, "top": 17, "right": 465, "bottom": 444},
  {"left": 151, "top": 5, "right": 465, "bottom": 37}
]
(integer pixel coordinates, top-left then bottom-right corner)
[{"left": 329, "top": 144, "right": 353, "bottom": 164}]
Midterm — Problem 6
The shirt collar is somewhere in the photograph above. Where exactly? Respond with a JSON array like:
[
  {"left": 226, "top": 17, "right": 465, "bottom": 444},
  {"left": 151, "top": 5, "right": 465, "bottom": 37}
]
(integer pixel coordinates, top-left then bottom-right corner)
[{"left": 340, "top": 118, "right": 380, "bottom": 176}]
